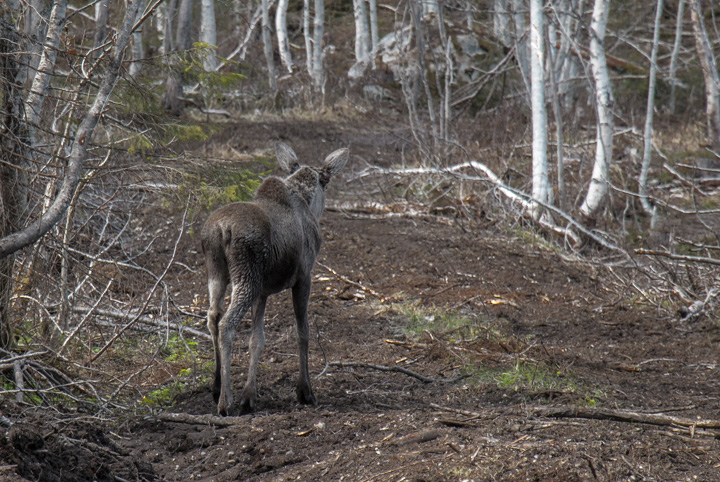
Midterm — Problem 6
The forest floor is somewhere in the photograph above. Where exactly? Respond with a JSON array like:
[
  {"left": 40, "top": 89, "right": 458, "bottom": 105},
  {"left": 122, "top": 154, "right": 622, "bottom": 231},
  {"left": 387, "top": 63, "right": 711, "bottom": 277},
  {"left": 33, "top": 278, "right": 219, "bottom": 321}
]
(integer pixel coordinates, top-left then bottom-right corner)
[{"left": 2, "top": 117, "right": 720, "bottom": 481}]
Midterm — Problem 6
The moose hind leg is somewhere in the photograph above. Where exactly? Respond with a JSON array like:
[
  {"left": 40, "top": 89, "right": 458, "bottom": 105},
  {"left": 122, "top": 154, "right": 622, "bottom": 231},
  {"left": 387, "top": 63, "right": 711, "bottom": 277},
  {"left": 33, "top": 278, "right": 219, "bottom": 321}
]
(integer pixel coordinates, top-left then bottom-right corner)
[
  {"left": 292, "top": 279, "right": 316, "bottom": 406},
  {"left": 238, "top": 295, "right": 268, "bottom": 414},
  {"left": 206, "top": 266, "right": 228, "bottom": 404},
  {"left": 217, "top": 284, "right": 256, "bottom": 416}
]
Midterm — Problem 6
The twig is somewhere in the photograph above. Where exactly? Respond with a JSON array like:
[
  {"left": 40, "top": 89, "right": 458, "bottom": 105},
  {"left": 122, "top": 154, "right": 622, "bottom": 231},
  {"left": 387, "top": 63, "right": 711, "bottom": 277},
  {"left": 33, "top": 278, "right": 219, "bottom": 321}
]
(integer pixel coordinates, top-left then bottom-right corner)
[
  {"left": 153, "top": 412, "right": 247, "bottom": 427},
  {"left": 90, "top": 206, "right": 189, "bottom": 362},
  {"left": 71, "top": 306, "right": 210, "bottom": 340},
  {"left": 316, "top": 262, "right": 385, "bottom": 301},
  {"left": 328, "top": 361, "right": 464, "bottom": 383},
  {"left": 534, "top": 406, "right": 720, "bottom": 430},
  {"left": 635, "top": 249, "right": 720, "bottom": 267}
]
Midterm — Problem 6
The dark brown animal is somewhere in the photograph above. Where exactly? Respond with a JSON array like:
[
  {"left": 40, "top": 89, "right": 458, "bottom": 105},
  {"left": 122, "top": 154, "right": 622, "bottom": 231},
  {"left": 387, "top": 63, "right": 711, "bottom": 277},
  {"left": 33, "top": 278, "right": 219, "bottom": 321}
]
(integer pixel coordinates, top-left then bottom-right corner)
[{"left": 201, "top": 142, "right": 349, "bottom": 416}]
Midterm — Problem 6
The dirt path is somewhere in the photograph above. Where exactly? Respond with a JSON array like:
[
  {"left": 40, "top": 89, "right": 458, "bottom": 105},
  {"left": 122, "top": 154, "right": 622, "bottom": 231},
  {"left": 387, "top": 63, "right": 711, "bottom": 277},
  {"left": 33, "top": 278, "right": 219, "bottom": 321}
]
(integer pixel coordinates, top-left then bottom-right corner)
[{"left": 2, "top": 119, "right": 720, "bottom": 480}]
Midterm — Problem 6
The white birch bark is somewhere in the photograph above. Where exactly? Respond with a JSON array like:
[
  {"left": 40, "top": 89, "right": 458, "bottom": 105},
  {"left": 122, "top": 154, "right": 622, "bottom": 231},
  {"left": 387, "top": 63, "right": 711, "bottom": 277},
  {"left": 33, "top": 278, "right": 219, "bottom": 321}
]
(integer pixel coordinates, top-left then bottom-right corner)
[
  {"left": 0, "top": 0, "right": 144, "bottom": 258},
  {"left": 669, "top": 0, "right": 685, "bottom": 115},
  {"left": 304, "top": 0, "right": 313, "bottom": 76},
  {"left": 353, "top": 0, "right": 371, "bottom": 63},
  {"left": 689, "top": 0, "right": 720, "bottom": 151},
  {"left": 200, "top": 0, "right": 218, "bottom": 71},
  {"left": 368, "top": 0, "right": 379, "bottom": 51},
  {"left": 93, "top": 0, "right": 110, "bottom": 58},
  {"left": 261, "top": 0, "right": 277, "bottom": 91},
  {"left": 276, "top": 0, "right": 293, "bottom": 73},
  {"left": 511, "top": 0, "right": 531, "bottom": 96},
  {"left": 579, "top": 0, "right": 613, "bottom": 220},
  {"left": 312, "top": 0, "right": 325, "bottom": 89},
  {"left": 639, "top": 0, "right": 664, "bottom": 215},
  {"left": 422, "top": 0, "right": 439, "bottom": 19},
  {"left": 529, "top": 0, "right": 548, "bottom": 219},
  {"left": 25, "top": 0, "right": 67, "bottom": 145},
  {"left": 129, "top": 0, "right": 146, "bottom": 77}
]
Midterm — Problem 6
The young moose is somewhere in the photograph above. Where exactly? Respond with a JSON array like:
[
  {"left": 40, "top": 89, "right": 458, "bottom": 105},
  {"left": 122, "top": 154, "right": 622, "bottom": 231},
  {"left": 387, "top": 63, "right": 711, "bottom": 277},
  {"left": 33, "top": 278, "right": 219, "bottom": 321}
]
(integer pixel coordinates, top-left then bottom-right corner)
[{"left": 201, "top": 142, "right": 349, "bottom": 416}]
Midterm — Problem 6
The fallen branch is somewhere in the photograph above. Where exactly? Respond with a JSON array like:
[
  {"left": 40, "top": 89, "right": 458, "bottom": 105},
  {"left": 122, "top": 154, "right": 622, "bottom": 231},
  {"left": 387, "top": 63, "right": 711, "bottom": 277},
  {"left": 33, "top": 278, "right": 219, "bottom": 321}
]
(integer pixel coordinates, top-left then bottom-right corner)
[
  {"left": 153, "top": 412, "right": 246, "bottom": 427},
  {"left": 635, "top": 249, "right": 720, "bottom": 267},
  {"left": 70, "top": 306, "right": 210, "bottom": 340},
  {"left": 534, "top": 406, "right": 720, "bottom": 430},
  {"left": 328, "top": 361, "right": 464, "bottom": 383},
  {"left": 316, "top": 262, "right": 385, "bottom": 301}
]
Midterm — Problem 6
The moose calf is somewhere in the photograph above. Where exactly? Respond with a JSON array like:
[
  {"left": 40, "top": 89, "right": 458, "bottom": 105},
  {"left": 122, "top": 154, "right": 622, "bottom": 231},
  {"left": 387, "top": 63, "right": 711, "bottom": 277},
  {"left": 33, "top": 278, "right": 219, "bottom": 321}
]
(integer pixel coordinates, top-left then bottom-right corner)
[{"left": 201, "top": 142, "right": 349, "bottom": 416}]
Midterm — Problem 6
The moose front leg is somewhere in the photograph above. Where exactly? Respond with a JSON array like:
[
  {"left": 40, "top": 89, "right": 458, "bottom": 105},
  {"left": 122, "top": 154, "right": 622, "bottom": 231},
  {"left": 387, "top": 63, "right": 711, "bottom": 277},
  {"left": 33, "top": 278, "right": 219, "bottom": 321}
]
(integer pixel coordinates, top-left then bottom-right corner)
[
  {"left": 292, "top": 278, "right": 317, "bottom": 406},
  {"left": 238, "top": 295, "right": 268, "bottom": 414}
]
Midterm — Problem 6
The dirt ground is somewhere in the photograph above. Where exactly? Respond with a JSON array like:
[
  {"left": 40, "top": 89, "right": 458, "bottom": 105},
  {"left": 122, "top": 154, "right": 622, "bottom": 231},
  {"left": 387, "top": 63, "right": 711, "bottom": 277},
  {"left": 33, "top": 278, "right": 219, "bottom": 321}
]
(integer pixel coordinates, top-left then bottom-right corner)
[{"left": 2, "top": 118, "right": 720, "bottom": 481}]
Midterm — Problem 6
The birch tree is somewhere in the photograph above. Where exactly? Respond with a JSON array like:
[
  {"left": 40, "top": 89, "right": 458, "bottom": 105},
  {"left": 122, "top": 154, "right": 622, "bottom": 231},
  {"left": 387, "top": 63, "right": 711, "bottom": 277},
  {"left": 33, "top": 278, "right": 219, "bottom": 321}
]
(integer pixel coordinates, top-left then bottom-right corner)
[
  {"left": 276, "top": 0, "right": 293, "bottom": 73},
  {"left": 579, "top": 0, "right": 614, "bottom": 221},
  {"left": 200, "top": 0, "right": 218, "bottom": 71},
  {"left": 688, "top": 0, "right": 720, "bottom": 151},
  {"left": 0, "top": 3, "right": 28, "bottom": 348},
  {"left": 669, "top": 0, "right": 686, "bottom": 115},
  {"left": 638, "top": 0, "right": 664, "bottom": 216},
  {"left": 312, "top": 0, "right": 325, "bottom": 89},
  {"left": 353, "top": 0, "right": 371, "bottom": 63},
  {"left": 0, "top": 0, "right": 144, "bottom": 258},
  {"left": 529, "top": 0, "right": 548, "bottom": 219},
  {"left": 93, "top": 0, "right": 110, "bottom": 58},
  {"left": 24, "top": 0, "right": 67, "bottom": 145},
  {"left": 262, "top": 0, "right": 277, "bottom": 91}
]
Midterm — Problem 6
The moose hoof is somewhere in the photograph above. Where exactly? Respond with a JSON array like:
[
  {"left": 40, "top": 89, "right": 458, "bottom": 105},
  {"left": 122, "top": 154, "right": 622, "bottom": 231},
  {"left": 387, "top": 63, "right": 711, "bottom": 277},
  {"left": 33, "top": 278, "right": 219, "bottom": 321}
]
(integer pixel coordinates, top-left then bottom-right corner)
[
  {"left": 296, "top": 385, "right": 317, "bottom": 406},
  {"left": 238, "top": 398, "right": 255, "bottom": 415}
]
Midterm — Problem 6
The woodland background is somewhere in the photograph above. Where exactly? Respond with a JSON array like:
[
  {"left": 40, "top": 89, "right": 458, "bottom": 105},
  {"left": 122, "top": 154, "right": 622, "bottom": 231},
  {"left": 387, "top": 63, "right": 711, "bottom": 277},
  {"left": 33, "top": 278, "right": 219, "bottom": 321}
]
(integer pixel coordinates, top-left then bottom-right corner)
[{"left": 0, "top": 0, "right": 720, "bottom": 479}]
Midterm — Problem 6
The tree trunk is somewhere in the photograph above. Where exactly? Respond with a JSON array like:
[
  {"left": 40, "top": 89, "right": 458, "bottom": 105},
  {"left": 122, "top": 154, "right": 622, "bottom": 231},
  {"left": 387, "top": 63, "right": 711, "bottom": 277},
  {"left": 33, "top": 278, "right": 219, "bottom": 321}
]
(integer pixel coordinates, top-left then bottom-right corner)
[
  {"left": 276, "top": 0, "right": 293, "bottom": 73},
  {"left": 689, "top": 0, "right": 720, "bottom": 152},
  {"left": 93, "top": 0, "right": 110, "bottom": 57},
  {"left": 511, "top": 0, "right": 530, "bottom": 96},
  {"left": 262, "top": 0, "right": 277, "bottom": 91},
  {"left": 312, "top": 0, "right": 325, "bottom": 90},
  {"left": 0, "top": 0, "right": 144, "bottom": 258},
  {"left": 162, "top": 0, "right": 192, "bottom": 115},
  {"left": 353, "top": 0, "right": 371, "bottom": 63},
  {"left": 200, "top": 0, "right": 218, "bottom": 71},
  {"left": 303, "top": 0, "right": 313, "bottom": 77},
  {"left": 579, "top": 0, "right": 614, "bottom": 221},
  {"left": 529, "top": 0, "right": 548, "bottom": 219},
  {"left": 639, "top": 0, "right": 664, "bottom": 216},
  {"left": 175, "top": 0, "right": 193, "bottom": 51},
  {"left": 669, "top": 0, "right": 685, "bottom": 115},
  {"left": 368, "top": 0, "right": 378, "bottom": 51},
  {"left": 0, "top": 4, "right": 29, "bottom": 348},
  {"left": 129, "top": 0, "right": 146, "bottom": 77},
  {"left": 24, "top": 0, "right": 67, "bottom": 146}
]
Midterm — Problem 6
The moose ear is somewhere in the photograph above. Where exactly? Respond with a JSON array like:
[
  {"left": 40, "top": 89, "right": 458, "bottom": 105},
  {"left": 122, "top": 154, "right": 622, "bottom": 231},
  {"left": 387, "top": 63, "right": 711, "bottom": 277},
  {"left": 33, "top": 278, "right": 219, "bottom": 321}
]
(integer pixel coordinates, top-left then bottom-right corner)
[
  {"left": 319, "top": 148, "right": 349, "bottom": 187},
  {"left": 275, "top": 142, "right": 300, "bottom": 173}
]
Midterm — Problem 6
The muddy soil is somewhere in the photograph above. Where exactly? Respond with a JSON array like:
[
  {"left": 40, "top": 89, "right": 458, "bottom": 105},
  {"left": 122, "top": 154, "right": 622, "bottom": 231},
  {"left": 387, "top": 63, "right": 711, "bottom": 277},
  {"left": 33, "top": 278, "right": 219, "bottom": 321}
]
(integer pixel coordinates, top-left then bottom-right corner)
[{"left": 2, "top": 118, "right": 719, "bottom": 480}]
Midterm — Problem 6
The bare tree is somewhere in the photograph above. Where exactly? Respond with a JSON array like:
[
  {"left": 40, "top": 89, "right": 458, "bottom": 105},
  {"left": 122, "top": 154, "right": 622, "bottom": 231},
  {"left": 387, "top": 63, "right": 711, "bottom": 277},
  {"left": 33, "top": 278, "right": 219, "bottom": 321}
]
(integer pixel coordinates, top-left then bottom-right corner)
[
  {"left": 580, "top": 0, "right": 614, "bottom": 221},
  {"left": 200, "top": 0, "right": 218, "bottom": 71},
  {"left": 0, "top": 0, "right": 145, "bottom": 258},
  {"left": 262, "top": 0, "right": 277, "bottom": 91},
  {"left": 353, "top": 0, "right": 371, "bottom": 63},
  {"left": 689, "top": 0, "right": 720, "bottom": 151},
  {"left": 312, "top": 0, "right": 325, "bottom": 90},
  {"left": 669, "top": 0, "right": 686, "bottom": 115},
  {"left": 93, "top": 0, "right": 110, "bottom": 58},
  {"left": 529, "top": 0, "right": 548, "bottom": 219},
  {"left": 639, "top": 0, "right": 664, "bottom": 217},
  {"left": 276, "top": 0, "right": 293, "bottom": 73}
]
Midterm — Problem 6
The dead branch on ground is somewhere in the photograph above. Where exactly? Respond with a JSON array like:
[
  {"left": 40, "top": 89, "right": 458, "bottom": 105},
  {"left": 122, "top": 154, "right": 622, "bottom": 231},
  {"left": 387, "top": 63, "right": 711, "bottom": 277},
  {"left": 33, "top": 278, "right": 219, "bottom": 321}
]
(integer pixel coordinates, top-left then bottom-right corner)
[
  {"left": 327, "top": 360, "right": 465, "bottom": 383},
  {"left": 534, "top": 406, "right": 720, "bottom": 431}
]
